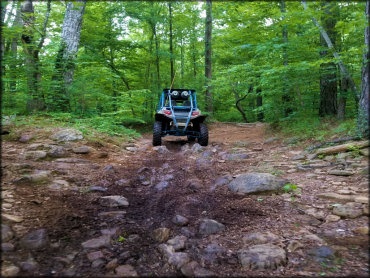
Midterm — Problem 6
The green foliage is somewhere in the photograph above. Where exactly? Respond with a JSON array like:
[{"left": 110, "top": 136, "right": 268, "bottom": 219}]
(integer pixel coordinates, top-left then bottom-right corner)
[{"left": 283, "top": 183, "right": 300, "bottom": 194}]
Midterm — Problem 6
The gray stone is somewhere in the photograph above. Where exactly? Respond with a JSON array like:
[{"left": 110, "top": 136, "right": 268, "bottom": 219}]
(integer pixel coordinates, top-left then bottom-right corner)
[
  {"left": 199, "top": 219, "right": 225, "bottom": 235},
  {"left": 115, "top": 264, "right": 138, "bottom": 276},
  {"left": 181, "top": 144, "right": 190, "bottom": 152},
  {"left": 292, "top": 154, "right": 306, "bottom": 160},
  {"left": 115, "top": 179, "right": 129, "bottom": 186},
  {"left": 2, "top": 214, "right": 24, "bottom": 223},
  {"left": 328, "top": 170, "right": 354, "bottom": 176},
  {"left": 55, "top": 158, "right": 89, "bottom": 163},
  {"left": 87, "top": 251, "right": 104, "bottom": 262},
  {"left": 155, "top": 181, "right": 169, "bottom": 190},
  {"left": 317, "top": 192, "right": 353, "bottom": 202},
  {"left": 181, "top": 227, "right": 195, "bottom": 237},
  {"left": 73, "top": 146, "right": 91, "bottom": 154},
  {"left": 305, "top": 208, "right": 326, "bottom": 220},
  {"left": 98, "top": 211, "right": 126, "bottom": 218},
  {"left": 91, "top": 259, "right": 105, "bottom": 268},
  {"left": 19, "top": 135, "right": 33, "bottom": 143},
  {"left": 127, "top": 234, "right": 140, "bottom": 243},
  {"left": 48, "top": 179, "right": 69, "bottom": 191},
  {"left": 238, "top": 243, "right": 287, "bottom": 270},
  {"left": 48, "top": 146, "right": 67, "bottom": 158},
  {"left": 191, "top": 143, "right": 203, "bottom": 152},
  {"left": 1, "top": 265, "right": 20, "bottom": 276},
  {"left": 51, "top": 128, "right": 83, "bottom": 141},
  {"left": 153, "top": 146, "right": 169, "bottom": 153},
  {"left": 101, "top": 227, "right": 120, "bottom": 238},
  {"left": 168, "top": 252, "right": 190, "bottom": 269},
  {"left": 88, "top": 186, "right": 107, "bottom": 192},
  {"left": 287, "top": 240, "right": 304, "bottom": 252},
  {"left": 181, "top": 261, "right": 199, "bottom": 277},
  {"left": 81, "top": 235, "right": 111, "bottom": 249},
  {"left": 126, "top": 147, "right": 137, "bottom": 152},
  {"left": 2, "top": 224, "right": 14, "bottom": 242},
  {"left": 242, "top": 231, "right": 280, "bottom": 245},
  {"left": 20, "top": 229, "right": 48, "bottom": 250},
  {"left": 106, "top": 258, "right": 118, "bottom": 270},
  {"left": 360, "top": 148, "right": 369, "bottom": 157},
  {"left": 2, "top": 242, "right": 15, "bottom": 252},
  {"left": 202, "top": 243, "right": 227, "bottom": 263},
  {"left": 264, "top": 137, "right": 278, "bottom": 144},
  {"left": 24, "top": 150, "right": 47, "bottom": 160},
  {"left": 99, "top": 195, "right": 129, "bottom": 207},
  {"left": 172, "top": 215, "right": 189, "bottom": 226},
  {"left": 226, "top": 153, "right": 249, "bottom": 160},
  {"left": 152, "top": 227, "right": 170, "bottom": 243},
  {"left": 332, "top": 203, "right": 363, "bottom": 219},
  {"left": 307, "top": 246, "right": 334, "bottom": 263},
  {"left": 20, "top": 256, "right": 39, "bottom": 272},
  {"left": 167, "top": 235, "right": 187, "bottom": 251},
  {"left": 158, "top": 243, "right": 175, "bottom": 258},
  {"left": 228, "top": 172, "right": 288, "bottom": 194}
]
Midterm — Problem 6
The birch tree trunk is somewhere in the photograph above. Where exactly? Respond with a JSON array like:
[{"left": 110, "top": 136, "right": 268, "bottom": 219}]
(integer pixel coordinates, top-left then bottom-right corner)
[
  {"left": 204, "top": 0, "right": 213, "bottom": 114},
  {"left": 357, "top": 1, "right": 369, "bottom": 136},
  {"left": 54, "top": 0, "right": 86, "bottom": 111}
]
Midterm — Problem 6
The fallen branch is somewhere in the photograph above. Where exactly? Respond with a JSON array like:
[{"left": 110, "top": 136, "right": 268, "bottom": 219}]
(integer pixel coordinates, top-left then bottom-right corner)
[
  {"left": 307, "top": 136, "right": 360, "bottom": 151},
  {"left": 315, "top": 140, "right": 369, "bottom": 155}
]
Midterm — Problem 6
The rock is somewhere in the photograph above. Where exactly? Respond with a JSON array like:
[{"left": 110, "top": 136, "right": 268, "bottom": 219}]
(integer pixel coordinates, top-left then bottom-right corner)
[
  {"left": 325, "top": 214, "right": 341, "bottom": 223},
  {"left": 191, "top": 143, "right": 203, "bottom": 152},
  {"left": 307, "top": 246, "right": 334, "bottom": 264},
  {"left": 332, "top": 203, "right": 363, "bottom": 218},
  {"left": 106, "top": 258, "right": 118, "bottom": 270},
  {"left": 87, "top": 251, "right": 104, "bottom": 262},
  {"left": 264, "top": 137, "right": 278, "bottom": 144},
  {"left": 72, "top": 146, "right": 91, "bottom": 154},
  {"left": 28, "top": 171, "right": 52, "bottom": 184},
  {"left": 88, "top": 186, "right": 107, "bottom": 192},
  {"left": 115, "top": 179, "right": 129, "bottom": 186},
  {"left": 115, "top": 265, "right": 138, "bottom": 276},
  {"left": 152, "top": 228, "right": 170, "bottom": 243},
  {"left": 91, "top": 259, "right": 105, "bottom": 268},
  {"left": 360, "top": 148, "right": 369, "bottom": 156},
  {"left": 287, "top": 240, "right": 304, "bottom": 252},
  {"left": 99, "top": 196, "right": 129, "bottom": 207},
  {"left": 353, "top": 226, "right": 369, "bottom": 235},
  {"left": 202, "top": 243, "right": 227, "bottom": 264},
  {"left": 292, "top": 154, "right": 306, "bottom": 160},
  {"left": 238, "top": 243, "right": 287, "bottom": 270},
  {"left": 2, "top": 214, "right": 24, "bottom": 223},
  {"left": 307, "top": 153, "right": 317, "bottom": 160},
  {"left": 228, "top": 172, "right": 288, "bottom": 194},
  {"left": 354, "top": 196, "right": 369, "bottom": 204},
  {"left": 181, "top": 227, "right": 195, "bottom": 237},
  {"left": 24, "top": 150, "right": 47, "bottom": 160},
  {"left": 242, "top": 231, "right": 280, "bottom": 245},
  {"left": 167, "top": 236, "right": 187, "bottom": 251},
  {"left": 98, "top": 152, "right": 108, "bottom": 158},
  {"left": 1, "top": 265, "right": 20, "bottom": 276},
  {"left": 127, "top": 234, "right": 140, "bottom": 243},
  {"left": 199, "top": 219, "right": 225, "bottom": 235},
  {"left": 51, "top": 128, "right": 83, "bottom": 141},
  {"left": 187, "top": 180, "right": 202, "bottom": 192},
  {"left": 158, "top": 243, "right": 175, "bottom": 258},
  {"left": 305, "top": 208, "right": 326, "bottom": 220},
  {"left": 2, "top": 242, "right": 15, "bottom": 252},
  {"left": 47, "top": 146, "right": 67, "bottom": 158},
  {"left": 98, "top": 211, "right": 126, "bottom": 218},
  {"left": 126, "top": 147, "right": 137, "bottom": 152},
  {"left": 302, "top": 234, "right": 324, "bottom": 244},
  {"left": 168, "top": 252, "right": 190, "bottom": 269},
  {"left": 317, "top": 192, "right": 353, "bottom": 202},
  {"left": 19, "top": 135, "right": 33, "bottom": 143},
  {"left": 172, "top": 215, "right": 189, "bottom": 226},
  {"left": 328, "top": 170, "right": 354, "bottom": 176},
  {"left": 20, "top": 229, "right": 48, "bottom": 250},
  {"left": 48, "top": 179, "right": 69, "bottom": 191},
  {"left": 155, "top": 181, "right": 169, "bottom": 190},
  {"left": 20, "top": 256, "right": 39, "bottom": 272},
  {"left": 226, "top": 153, "right": 249, "bottom": 160},
  {"left": 56, "top": 158, "right": 89, "bottom": 163},
  {"left": 119, "top": 251, "right": 132, "bottom": 261},
  {"left": 181, "top": 261, "right": 199, "bottom": 277},
  {"left": 153, "top": 146, "right": 169, "bottom": 153},
  {"left": 81, "top": 235, "right": 111, "bottom": 249},
  {"left": 2, "top": 224, "right": 14, "bottom": 241},
  {"left": 181, "top": 144, "right": 190, "bottom": 152}
]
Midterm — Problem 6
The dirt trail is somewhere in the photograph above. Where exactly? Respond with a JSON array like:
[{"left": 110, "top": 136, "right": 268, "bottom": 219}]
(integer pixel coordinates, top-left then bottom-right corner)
[{"left": 1, "top": 123, "right": 369, "bottom": 277}]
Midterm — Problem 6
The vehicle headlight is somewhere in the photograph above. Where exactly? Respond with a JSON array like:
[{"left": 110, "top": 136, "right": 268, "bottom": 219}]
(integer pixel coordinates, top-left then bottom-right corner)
[
  {"left": 181, "top": 91, "right": 189, "bottom": 98},
  {"left": 172, "top": 90, "right": 179, "bottom": 97}
]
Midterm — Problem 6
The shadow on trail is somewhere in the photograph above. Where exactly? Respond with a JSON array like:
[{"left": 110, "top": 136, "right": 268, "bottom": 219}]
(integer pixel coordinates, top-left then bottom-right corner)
[{"left": 162, "top": 137, "right": 196, "bottom": 152}]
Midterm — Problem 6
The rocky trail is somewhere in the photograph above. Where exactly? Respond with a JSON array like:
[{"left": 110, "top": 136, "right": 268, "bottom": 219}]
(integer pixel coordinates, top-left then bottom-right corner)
[{"left": 1, "top": 123, "right": 369, "bottom": 277}]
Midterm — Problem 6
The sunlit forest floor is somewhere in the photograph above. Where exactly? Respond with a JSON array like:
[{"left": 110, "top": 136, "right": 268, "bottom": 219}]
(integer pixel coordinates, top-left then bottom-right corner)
[{"left": 1, "top": 122, "right": 368, "bottom": 277}]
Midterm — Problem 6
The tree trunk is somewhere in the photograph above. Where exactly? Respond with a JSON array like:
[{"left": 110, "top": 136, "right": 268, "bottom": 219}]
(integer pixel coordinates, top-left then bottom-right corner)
[
  {"left": 152, "top": 24, "right": 161, "bottom": 92},
  {"left": 54, "top": 0, "right": 86, "bottom": 111},
  {"left": 232, "top": 85, "right": 250, "bottom": 123},
  {"left": 9, "top": 3, "right": 21, "bottom": 94},
  {"left": 256, "top": 88, "right": 264, "bottom": 122},
  {"left": 180, "top": 31, "right": 184, "bottom": 87},
  {"left": 204, "top": 0, "right": 213, "bottom": 114},
  {"left": 337, "top": 76, "right": 348, "bottom": 120},
  {"left": 357, "top": 0, "right": 369, "bottom": 137},
  {"left": 319, "top": 1, "right": 338, "bottom": 117},
  {"left": 301, "top": 1, "right": 359, "bottom": 102},
  {"left": 168, "top": 2, "right": 174, "bottom": 83}
]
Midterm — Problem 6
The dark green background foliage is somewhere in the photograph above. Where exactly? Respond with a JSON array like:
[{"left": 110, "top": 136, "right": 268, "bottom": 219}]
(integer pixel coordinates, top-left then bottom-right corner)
[{"left": 1, "top": 1, "right": 368, "bottom": 138}]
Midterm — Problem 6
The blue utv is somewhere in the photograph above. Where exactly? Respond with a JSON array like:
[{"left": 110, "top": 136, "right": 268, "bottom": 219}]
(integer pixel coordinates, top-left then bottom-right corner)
[{"left": 153, "top": 89, "right": 208, "bottom": 146}]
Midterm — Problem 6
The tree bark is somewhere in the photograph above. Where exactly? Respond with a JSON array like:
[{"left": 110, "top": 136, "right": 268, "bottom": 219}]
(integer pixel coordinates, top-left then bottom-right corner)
[
  {"left": 256, "top": 88, "right": 264, "bottom": 122},
  {"left": 180, "top": 31, "right": 184, "bottom": 87},
  {"left": 168, "top": 2, "right": 174, "bottom": 83},
  {"left": 204, "top": 0, "right": 213, "bottom": 114},
  {"left": 316, "top": 141, "right": 369, "bottom": 155},
  {"left": 357, "top": 0, "right": 369, "bottom": 137},
  {"left": 9, "top": 3, "right": 22, "bottom": 93},
  {"left": 152, "top": 23, "right": 161, "bottom": 92},
  {"left": 232, "top": 85, "right": 251, "bottom": 123},
  {"left": 301, "top": 1, "right": 359, "bottom": 102},
  {"left": 54, "top": 0, "right": 86, "bottom": 111},
  {"left": 318, "top": 1, "right": 338, "bottom": 117}
]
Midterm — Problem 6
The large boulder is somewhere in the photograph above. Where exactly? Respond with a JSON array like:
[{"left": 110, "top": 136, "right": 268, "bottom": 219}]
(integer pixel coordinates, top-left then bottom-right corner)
[
  {"left": 228, "top": 172, "right": 288, "bottom": 194},
  {"left": 51, "top": 128, "right": 83, "bottom": 142}
]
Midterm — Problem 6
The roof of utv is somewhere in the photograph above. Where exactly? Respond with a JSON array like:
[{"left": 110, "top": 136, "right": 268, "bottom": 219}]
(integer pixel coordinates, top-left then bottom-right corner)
[{"left": 163, "top": 89, "right": 195, "bottom": 94}]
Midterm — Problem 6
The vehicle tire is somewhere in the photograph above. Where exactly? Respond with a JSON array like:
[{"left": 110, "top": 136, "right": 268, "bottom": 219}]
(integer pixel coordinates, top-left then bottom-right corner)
[
  {"left": 198, "top": 123, "right": 208, "bottom": 146},
  {"left": 187, "top": 136, "right": 195, "bottom": 142},
  {"left": 153, "top": 121, "right": 162, "bottom": 146}
]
